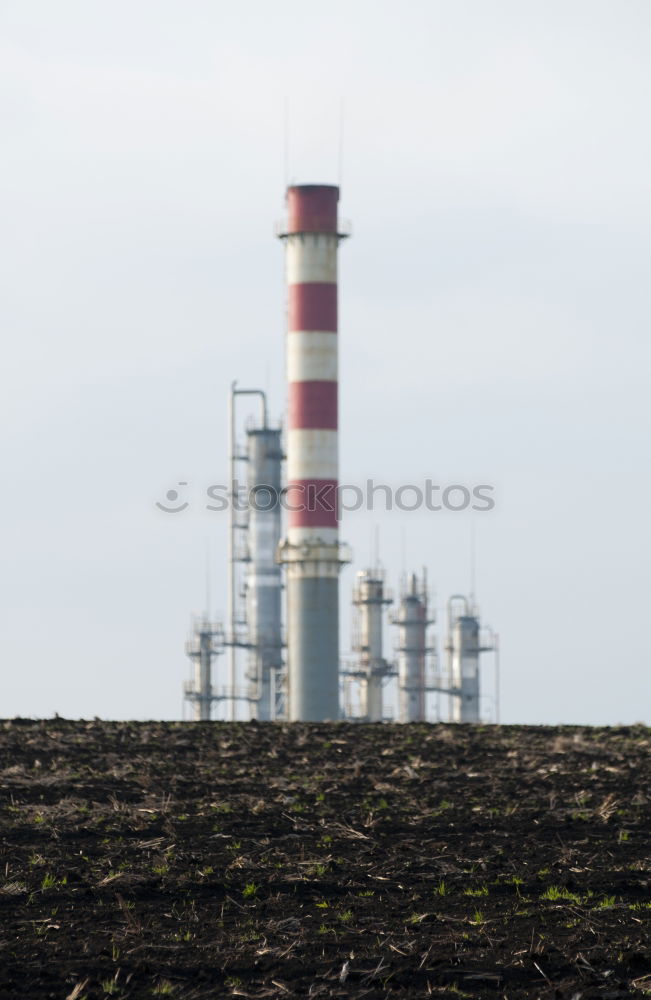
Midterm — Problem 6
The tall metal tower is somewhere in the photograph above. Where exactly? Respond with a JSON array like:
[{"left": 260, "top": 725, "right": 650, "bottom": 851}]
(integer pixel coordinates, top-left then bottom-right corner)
[
  {"left": 352, "top": 569, "right": 392, "bottom": 721},
  {"left": 227, "top": 385, "right": 286, "bottom": 721},
  {"left": 445, "top": 596, "right": 495, "bottom": 723},
  {"left": 277, "top": 185, "right": 350, "bottom": 721},
  {"left": 183, "top": 616, "right": 224, "bottom": 721},
  {"left": 392, "top": 572, "right": 435, "bottom": 723},
  {"left": 245, "top": 425, "right": 284, "bottom": 720}
]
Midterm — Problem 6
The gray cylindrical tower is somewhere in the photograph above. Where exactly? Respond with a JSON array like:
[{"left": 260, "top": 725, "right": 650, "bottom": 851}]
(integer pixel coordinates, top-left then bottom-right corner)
[
  {"left": 394, "top": 573, "right": 429, "bottom": 723},
  {"left": 447, "top": 596, "right": 481, "bottom": 723},
  {"left": 183, "top": 617, "right": 223, "bottom": 721},
  {"left": 245, "top": 427, "right": 283, "bottom": 720},
  {"left": 277, "top": 184, "right": 350, "bottom": 721},
  {"left": 352, "top": 569, "right": 392, "bottom": 722}
]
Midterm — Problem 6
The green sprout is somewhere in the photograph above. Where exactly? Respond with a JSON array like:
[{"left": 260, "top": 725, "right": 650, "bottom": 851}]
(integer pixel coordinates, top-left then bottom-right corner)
[
  {"left": 153, "top": 981, "right": 175, "bottom": 995},
  {"left": 463, "top": 885, "right": 488, "bottom": 897},
  {"left": 540, "top": 885, "right": 581, "bottom": 903}
]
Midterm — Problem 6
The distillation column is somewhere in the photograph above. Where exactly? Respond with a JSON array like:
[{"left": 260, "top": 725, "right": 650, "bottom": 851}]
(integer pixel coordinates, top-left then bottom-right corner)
[
  {"left": 447, "top": 596, "right": 482, "bottom": 723},
  {"left": 278, "top": 185, "right": 349, "bottom": 721},
  {"left": 183, "top": 617, "right": 223, "bottom": 721},
  {"left": 394, "top": 573, "right": 430, "bottom": 723},
  {"left": 352, "top": 570, "right": 391, "bottom": 722},
  {"left": 245, "top": 426, "right": 283, "bottom": 720}
]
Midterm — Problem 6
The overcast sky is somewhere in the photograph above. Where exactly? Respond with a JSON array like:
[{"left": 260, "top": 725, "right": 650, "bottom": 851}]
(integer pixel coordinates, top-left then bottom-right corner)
[{"left": 1, "top": 0, "right": 649, "bottom": 724}]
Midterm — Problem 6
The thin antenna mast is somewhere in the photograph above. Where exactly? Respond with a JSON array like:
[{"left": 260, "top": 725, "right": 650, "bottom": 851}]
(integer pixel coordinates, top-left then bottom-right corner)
[
  {"left": 337, "top": 97, "right": 344, "bottom": 188},
  {"left": 283, "top": 97, "right": 290, "bottom": 188},
  {"left": 205, "top": 541, "right": 211, "bottom": 618},
  {"left": 470, "top": 521, "right": 476, "bottom": 605}
]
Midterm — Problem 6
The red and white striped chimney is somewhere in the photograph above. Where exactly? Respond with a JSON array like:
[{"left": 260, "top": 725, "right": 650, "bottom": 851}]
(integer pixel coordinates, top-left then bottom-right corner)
[{"left": 278, "top": 184, "right": 349, "bottom": 721}]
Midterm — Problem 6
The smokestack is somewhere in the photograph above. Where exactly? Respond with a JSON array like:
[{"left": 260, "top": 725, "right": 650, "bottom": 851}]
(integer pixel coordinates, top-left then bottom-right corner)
[{"left": 278, "top": 185, "right": 348, "bottom": 720}]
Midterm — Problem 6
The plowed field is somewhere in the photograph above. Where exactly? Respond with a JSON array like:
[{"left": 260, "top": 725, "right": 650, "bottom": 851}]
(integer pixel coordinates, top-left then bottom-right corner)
[{"left": 0, "top": 720, "right": 649, "bottom": 999}]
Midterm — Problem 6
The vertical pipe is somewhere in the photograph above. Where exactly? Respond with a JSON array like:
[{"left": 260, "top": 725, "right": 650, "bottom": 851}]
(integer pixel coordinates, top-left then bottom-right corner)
[
  {"left": 193, "top": 634, "right": 203, "bottom": 722},
  {"left": 494, "top": 632, "right": 500, "bottom": 725},
  {"left": 198, "top": 624, "right": 212, "bottom": 721},
  {"left": 228, "top": 384, "right": 236, "bottom": 721}
]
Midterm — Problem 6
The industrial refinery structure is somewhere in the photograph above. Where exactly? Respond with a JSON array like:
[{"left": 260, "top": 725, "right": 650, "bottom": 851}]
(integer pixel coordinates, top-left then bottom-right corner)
[{"left": 183, "top": 184, "right": 498, "bottom": 723}]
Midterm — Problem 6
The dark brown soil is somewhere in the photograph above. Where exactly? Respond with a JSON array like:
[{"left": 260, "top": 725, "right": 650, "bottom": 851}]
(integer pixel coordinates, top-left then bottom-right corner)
[{"left": 0, "top": 720, "right": 649, "bottom": 999}]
